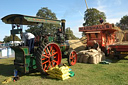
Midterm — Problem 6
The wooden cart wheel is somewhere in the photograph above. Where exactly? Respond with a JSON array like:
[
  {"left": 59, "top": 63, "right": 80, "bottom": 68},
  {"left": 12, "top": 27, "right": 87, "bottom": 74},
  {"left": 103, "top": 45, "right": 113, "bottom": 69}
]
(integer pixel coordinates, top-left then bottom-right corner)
[
  {"left": 36, "top": 43, "right": 62, "bottom": 74},
  {"left": 68, "top": 50, "right": 77, "bottom": 66}
]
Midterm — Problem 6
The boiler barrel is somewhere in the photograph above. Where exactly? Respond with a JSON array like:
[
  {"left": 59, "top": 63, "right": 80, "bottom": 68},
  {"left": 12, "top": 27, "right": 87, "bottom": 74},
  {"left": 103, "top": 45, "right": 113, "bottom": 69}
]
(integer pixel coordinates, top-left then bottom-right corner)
[{"left": 59, "top": 42, "right": 70, "bottom": 52}]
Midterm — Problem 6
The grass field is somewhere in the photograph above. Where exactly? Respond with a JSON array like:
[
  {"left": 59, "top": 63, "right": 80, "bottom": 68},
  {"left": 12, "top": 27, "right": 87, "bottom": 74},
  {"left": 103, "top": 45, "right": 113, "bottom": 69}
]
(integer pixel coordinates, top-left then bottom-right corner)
[{"left": 0, "top": 57, "right": 128, "bottom": 85}]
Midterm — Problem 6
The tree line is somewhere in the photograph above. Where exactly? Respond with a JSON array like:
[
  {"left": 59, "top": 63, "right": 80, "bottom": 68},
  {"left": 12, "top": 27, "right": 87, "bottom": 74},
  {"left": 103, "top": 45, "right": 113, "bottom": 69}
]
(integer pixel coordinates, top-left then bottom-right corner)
[{"left": 2, "top": 7, "right": 128, "bottom": 43}]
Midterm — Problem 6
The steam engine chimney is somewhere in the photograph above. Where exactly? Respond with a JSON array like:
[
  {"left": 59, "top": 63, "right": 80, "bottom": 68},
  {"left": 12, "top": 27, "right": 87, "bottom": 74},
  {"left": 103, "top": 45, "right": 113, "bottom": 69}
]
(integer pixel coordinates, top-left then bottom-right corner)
[{"left": 61, "top": 19, "right": 66, "bottom": 35}]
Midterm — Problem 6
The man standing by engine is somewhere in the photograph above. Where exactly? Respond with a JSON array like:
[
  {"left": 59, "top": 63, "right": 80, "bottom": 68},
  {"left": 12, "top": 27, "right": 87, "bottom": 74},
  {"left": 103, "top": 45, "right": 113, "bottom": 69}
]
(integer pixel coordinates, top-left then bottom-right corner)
[
  {"left": 56, "top": 28, "right": 64, "bottom": 43},
  {"left": 20, "top": 32, "right": 35, "bottom": 54},
  {"left": 93, "top": 40, "right": 100, "bottom": 50}
]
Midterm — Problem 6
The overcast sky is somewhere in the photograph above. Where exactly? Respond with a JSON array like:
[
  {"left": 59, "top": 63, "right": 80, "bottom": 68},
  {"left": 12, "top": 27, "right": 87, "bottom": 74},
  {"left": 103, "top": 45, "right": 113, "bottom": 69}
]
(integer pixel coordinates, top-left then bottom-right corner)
[{"left": 0, "top": 0, "right": 128, "bottom": 41}]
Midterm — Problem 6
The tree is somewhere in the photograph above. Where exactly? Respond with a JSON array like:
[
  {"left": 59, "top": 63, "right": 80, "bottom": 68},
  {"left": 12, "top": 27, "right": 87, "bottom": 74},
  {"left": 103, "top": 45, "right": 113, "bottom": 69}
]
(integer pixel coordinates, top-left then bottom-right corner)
[
  {"left": 65, "top": 27, "right": 78, "bottom": 40},
  {"left": 0, "top": 41, "right": 3, "bottom": 43},
  {"left": 3, "top": 35, "right": 21, "bottom": 43},
  {"left": 116, "top": 15, "right": 128, "bottom": 30},
  {"left": 120, "top": 15, "right": 128, "bottom": 25},
  {"left": 83, "top": 8, "right": 106, "bottom": 26},
  {"left": 26, "top": 7, "right": 60, "bottom": 35}
]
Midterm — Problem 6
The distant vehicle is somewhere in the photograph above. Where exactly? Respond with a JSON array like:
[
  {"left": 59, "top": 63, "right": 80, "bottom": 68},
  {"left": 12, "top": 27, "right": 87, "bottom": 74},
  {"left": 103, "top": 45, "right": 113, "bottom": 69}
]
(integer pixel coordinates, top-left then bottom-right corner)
[
  {"left": 0, "top": 43, "right": 10, "bottom": 47},
  {"left": 9, "top": 41, "right": 22, "bottom": 46}
]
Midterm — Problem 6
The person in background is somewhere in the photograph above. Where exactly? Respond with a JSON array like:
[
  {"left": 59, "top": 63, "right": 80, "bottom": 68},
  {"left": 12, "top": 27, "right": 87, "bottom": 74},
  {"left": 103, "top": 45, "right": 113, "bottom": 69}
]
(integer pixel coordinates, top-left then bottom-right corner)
[
  {"left": 56, "top": 28, "right": 64, "bottom": 43},
  {"left": 93, "top": 40, "right": 99, "bottom": 50},
  {"left": 99, "top": 18, "right": 104, "bottom": 24},
  {"left": 20, "top": 32, "right": 35, "bottom": 54}
]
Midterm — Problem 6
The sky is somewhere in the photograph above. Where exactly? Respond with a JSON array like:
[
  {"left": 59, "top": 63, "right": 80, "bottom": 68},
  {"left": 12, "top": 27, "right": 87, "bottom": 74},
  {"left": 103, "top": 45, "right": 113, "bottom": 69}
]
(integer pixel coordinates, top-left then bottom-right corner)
[{"left": 0, "top": 0, "right": 128, "bottom": 41}]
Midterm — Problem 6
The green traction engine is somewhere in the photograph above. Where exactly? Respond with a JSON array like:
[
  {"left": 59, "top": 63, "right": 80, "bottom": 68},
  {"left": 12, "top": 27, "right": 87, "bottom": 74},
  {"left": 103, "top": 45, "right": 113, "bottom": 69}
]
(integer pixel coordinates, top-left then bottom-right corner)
[{"left": 1, "top": 14, "right": 77, "bottom": 74}]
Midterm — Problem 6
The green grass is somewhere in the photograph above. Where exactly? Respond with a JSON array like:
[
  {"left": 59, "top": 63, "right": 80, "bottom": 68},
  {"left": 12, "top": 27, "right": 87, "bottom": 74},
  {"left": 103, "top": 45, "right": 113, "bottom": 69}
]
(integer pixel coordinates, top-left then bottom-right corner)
[{"left": 0, "top": 58, "right": 128, "bottom": 85}]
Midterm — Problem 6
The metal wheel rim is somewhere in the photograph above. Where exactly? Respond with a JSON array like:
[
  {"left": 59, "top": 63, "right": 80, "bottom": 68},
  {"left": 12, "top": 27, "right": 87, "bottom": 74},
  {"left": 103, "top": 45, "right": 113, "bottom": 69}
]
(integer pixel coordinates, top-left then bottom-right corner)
[
  {"left": 41, "top": 43, "right": 61, "bottom": 71},
  {"left": 70, "top": 51, "right": 77, "bottom": 65}
]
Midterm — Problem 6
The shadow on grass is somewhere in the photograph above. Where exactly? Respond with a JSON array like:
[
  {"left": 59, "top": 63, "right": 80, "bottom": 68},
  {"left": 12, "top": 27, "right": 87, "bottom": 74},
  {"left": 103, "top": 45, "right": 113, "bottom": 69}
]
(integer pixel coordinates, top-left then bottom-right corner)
[
  {"left": 106, "top": 55, "right": 128, "bottom": 63},
  {"left": 0, "top": 63, "right": 46, "bottom": 79},
  {"left": 111, "top": 58, "right": 128, "bottom": 63},
  {"left": 0, "top": 64, "right": 14, "bottom": 77},
  {"left": 0, "top": 63, "right": 62, "bottom": 80},
  {"left": 24, "top": 71, "right": 61, "bottom": 80},
  {"left": 24, "top": 72, "right": 46, "bottom": 78}
]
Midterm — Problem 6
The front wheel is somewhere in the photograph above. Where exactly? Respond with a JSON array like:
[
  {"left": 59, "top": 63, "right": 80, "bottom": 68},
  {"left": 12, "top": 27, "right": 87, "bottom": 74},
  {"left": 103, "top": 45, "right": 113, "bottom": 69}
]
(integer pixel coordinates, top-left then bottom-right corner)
[{"left": 68, "top": 50, "right": 77, "bottom": 66}]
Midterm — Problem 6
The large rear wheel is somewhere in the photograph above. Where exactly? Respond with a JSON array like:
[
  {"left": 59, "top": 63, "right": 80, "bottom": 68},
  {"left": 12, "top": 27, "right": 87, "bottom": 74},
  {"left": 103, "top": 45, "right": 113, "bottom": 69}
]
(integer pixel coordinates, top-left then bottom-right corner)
[{"left": 36, "top": 43, "right": 62, "bottom": 74}]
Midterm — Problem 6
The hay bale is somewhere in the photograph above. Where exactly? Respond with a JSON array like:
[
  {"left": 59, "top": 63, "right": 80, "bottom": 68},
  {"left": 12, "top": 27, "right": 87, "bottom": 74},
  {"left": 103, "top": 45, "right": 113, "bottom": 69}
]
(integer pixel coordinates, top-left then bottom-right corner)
[
  {"left": 95, "top": 54, "right": 98, "bottom": 64},
  {"left": 78, "top": 54, "right": 84, "bottom": 63},
  {"left": 82, "top": 54, "right": 89, "bottom": 63},
  {"left": 96, "top": 54, "right": 101, "bottom": 63},
  {"left": 88, "top": 55, "right": 97, "bottom": 64},
  {"left": 77, "top": 54, "right": 81, "bottom": 62},
  {"left": 98, "top": 54, "right": 102, "bottom": 62},
  {"left": 77, "top": 49, "right": 106, "bottom": 64},
  {"left": 88, "top": 49, "right": 98, "bottom": 53},
  {"left": 78, "top": 50, "right": 89, "bottom": 55},
  {"left": 86, "top": 49, "right": 104, "bottom": 64},
  {"left": 77, "top": 50, "right": 89, "bottom": 63}
]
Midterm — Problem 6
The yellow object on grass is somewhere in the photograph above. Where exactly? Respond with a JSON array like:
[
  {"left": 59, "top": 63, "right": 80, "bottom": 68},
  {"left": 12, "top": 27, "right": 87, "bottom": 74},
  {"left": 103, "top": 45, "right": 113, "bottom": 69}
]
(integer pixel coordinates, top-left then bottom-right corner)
[
  {"left": 2, "top": 77, "right": 12, "bottom": 84},
  {"left": 47, "top": 65, "right": 71, "bottom": 80}
]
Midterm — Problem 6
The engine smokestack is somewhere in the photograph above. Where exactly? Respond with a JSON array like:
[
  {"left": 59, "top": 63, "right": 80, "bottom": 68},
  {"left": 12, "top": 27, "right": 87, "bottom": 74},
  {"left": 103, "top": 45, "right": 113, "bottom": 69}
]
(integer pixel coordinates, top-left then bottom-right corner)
[{"left": 61, "top": 19, "right": 66, "bottom": 35}]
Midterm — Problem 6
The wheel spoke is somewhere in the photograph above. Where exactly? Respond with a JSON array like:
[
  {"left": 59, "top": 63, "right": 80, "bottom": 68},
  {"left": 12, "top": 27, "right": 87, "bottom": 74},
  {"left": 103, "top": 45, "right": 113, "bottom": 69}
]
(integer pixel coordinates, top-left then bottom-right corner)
[
  {"left": 52, "top": 61, "right": 54, "bottom": 67},
  {"left": 52, "top": 52, "right": 58, "bottom": 56},
  {"left": 70, "top": 54, "right": 73, "bottom": 59},
  {"left": 42, "top": 60, "right": 49, "bottom": 65},
  {"left": 50, "top": 46, "right": 53, "bottom": 52},
  {"left": 72, "top": 54, "right": 76, "bottom": 58},
  {"left": 47, "top": 47, "right": 51, "bottom": 56},
  {"left": 70, "top": 57, "right": 73, "bottom": 59},
  {"left": 46, "top": 61, "right": 51, "bottom": 70},
  {"left": 54, "top": 56, "right": 57, "bottom": 58},
  {"left": 43, "top": 64, "right": 46, "bottom": 70},
  {"left": 49, "top": 62, "right": 51, "bottom": 68},
  {"left": 53, "top": 60, "right": 57, "bottom": 64},
  {"left": 73, "top": 58, "right": 75, "bottom": 62},
  {"left": 42, "top": 57, "right": 47, "bottom": 60},
  {"left": 42, "top": 54, "right": 49, "bottom": 58},
  {"left": 52, "top": 49, "right": 55, "bottom": 55},
  {"left": 44, "top": 49, "right": 47, "bottom": 55},
  {"left": 74, "top": 59, "right": 76, "bottom": 62}
]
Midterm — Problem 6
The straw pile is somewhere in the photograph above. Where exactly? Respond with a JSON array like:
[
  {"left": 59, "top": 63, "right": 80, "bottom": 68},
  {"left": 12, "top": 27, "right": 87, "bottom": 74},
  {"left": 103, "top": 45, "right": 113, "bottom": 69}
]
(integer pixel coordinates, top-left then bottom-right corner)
[
  {"left": 67, "top": 40, "right": 86, "bottom": 52},
  {"left": 115, "top": 31, "right": 124, "bottom": 43},
  {"left": 79, "top": 36, "right": 87, "bottom": 44},
  {"left": 123, "top": 32, "right": 128, "bottom": 41},
  {"left": 77, "top": 49, "right": 105, "bottom": 64}
]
